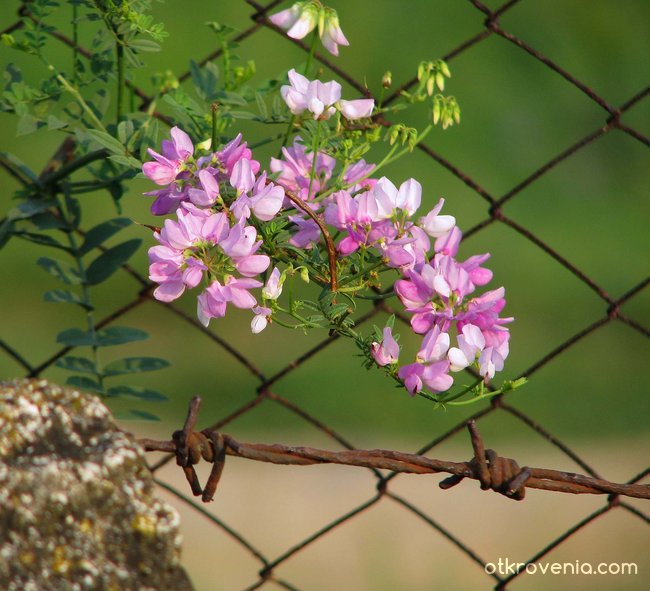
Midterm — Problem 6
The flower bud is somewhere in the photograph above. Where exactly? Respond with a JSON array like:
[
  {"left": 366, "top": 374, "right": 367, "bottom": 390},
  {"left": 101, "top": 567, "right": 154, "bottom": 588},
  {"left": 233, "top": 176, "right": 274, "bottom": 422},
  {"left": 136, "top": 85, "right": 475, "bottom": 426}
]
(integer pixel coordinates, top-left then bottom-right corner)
[
  {"left": 382, "top": 71, "right": 392, "bottom": 89},
  {"left": 435, "top": 71, "right": 445, "bottom": 92},
  {"left": 262, "top": 267, "right": 284, "bottom": 300},
  {"left": 426, "top": 77, "right": 435, "bottom": 97},
  {"left": 432, "top": 100, "right": 441, "bottom": 125}
]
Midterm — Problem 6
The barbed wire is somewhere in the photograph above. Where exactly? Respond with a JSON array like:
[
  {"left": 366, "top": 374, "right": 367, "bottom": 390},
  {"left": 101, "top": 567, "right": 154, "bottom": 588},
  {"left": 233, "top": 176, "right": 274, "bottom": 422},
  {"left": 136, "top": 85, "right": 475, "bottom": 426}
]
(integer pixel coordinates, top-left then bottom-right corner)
[
  {"left": 1, "top": 0, "right": 648, "bottom": 589},
  {"left": 138, "top": 396, "right": 650, "bottom": 501}
]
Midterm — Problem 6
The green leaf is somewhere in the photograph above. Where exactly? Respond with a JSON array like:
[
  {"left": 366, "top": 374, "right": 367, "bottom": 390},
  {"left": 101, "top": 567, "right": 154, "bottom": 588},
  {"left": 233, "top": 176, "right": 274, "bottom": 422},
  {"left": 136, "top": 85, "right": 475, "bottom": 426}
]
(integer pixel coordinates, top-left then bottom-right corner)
[
  {"left": 117, "top": 120, "right": 134, "bottom": 145},
  {"left": 254, "top": 92, "right": 268, "bottom": 118},
  {"left": 65, "top": 194, "right": 82, "bottom": 227},
  {"left": 219, "top": 91, "right": 247, "bottom": 106},
  {"left": 56, "top": 356, "right": 97, "bottom": 374},
  {"left": 89, "top": 89, "right": 110, "bottom": 117},
  {"left": 226, "top": 110, "right": 255, "bottom": 120},
  {"left": 319, "top": 290, "right": 337, "bottom": 307},
  {"left": 79, "top": 217, "right": 132, "bottom": 255},
  {"left": 108, "top": 182, "right": 125, "bottom": 212},
  {"left": 114, "top": 409, "right": 161, "bottom": 421},
  {"left": 86, "top": 129, "right": 127, "bottom": 155},
  {"left": 43, "top": 288, "right": 87, "bottom": 308},
  {"left": 129, "top": 39, "right": 162, "bottom": 52},
  {"left": 47, "top": 114, "right": 67, "bottom": 130},
  {"left": 123, "top": 47, "right": 142, "bottom": 69},
  {"left": 138, "top": 117, "right": 159, "bottom": 158},
  {"left": 189, "top": 59, "right": 219, "bottom": 101},
  {"left": 0, "top": 151, "right": 39, "bottom": 184},
  {"left": 85, "top": 238, "right": 141, "bottom": 285},
  {"left": 7, "top": 198, "right": 56, "bottom": 221},
  {"left": 107, "top": 154, "right": 142, "bottom": 169},
  {"left": 17, "top": 113, "right": 44, "bottom": 136},
  {"left": 14, "top": 231, "right": 68, "bottom": 250},
  {"left": 29, "top": 211, "right": 67, "bottom": 231},
  {"left": 106, "top": 385, "right": 168, "bottom": 401},
  {"left": 66, "top": 375, "right": 104, "bottom": 395},
  {"left": 56, "top": 326, "right": 148, "bottom": 347},
  {"left": 96, "top": 326, "right": 148, "bottom": 347},
  {"left": 103, "top": 356, "right": 170, "bottom": 376},
  {"left": 0, "top": 219, "right": 13, "bottom": 248},
  {"left": 37, "top": 256, "right": 82, "bottom": 284},
  {"left": 328, "top": 303, "right": 351, "bottom": 319},
  {"left": 56, "top": 328, "right": 95, "bottom": 346}
]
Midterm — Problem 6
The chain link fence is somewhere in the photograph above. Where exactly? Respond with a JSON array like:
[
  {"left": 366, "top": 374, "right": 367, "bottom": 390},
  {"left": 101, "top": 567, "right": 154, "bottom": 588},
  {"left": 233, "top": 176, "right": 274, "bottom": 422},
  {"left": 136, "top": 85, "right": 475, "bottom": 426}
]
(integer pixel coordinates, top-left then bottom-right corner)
[{"left": 1, "top": 0, "right": 648, "bottom": 589}]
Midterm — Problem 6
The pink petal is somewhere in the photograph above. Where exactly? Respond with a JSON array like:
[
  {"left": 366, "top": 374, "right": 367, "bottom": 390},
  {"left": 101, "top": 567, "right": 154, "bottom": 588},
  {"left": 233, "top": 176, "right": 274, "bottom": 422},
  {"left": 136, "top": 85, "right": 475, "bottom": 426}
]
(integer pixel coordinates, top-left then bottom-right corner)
[
  {"left": 396, "top": 178, "right": 421, "bottom": 215},
  {"left": 339, "top": 99, "right": 374, "bottom": 120},
  {"left": 153, "top": 281, "right": 185, "bottom": 302},
  {"left": 235, "top": 254, "right": 271, "bottom": 277},
  {"left": 338, "top": 235, "right": 360, "bottom": 255},
  {"left": 269, "top": 6, "right": 299, "bottom": 29},
  {"left": 170, "top": 127, "right": 193, "bottom": 159},
  {"left": 143, "top": 160, "right": 177, "bottom": 186}
]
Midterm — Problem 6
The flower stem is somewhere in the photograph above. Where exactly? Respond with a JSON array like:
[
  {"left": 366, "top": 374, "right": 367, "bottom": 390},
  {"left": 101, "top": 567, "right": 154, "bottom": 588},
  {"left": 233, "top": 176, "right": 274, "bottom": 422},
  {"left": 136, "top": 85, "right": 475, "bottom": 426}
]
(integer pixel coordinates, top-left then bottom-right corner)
[
  {"left": 445, "top": 388, "right": 504, "bottom": 406},
  {"left": 116, "top": 36, "right": 125, "bottom": 122},
  {"left": 438, "top": 377, "right": 484, "bottom": 403},
  {"left": 304, "top": 28, "right": 319, "bottom": 77},
  {"left": 72, "top": 4, "right": 79, "bottom": 84},
  {"left": 383, "top": 125, "right": 433, "bottom": 168},
  {"left": 58, "top": 188, "right": 104, "bottom": 392},
  {"left": 337, "top": 258, "right": 387, "bottom": 288},
  {"left": 285, "top": 189, "right": 337, "bottom": 291},
  {"left": 53, "top": 69, "right": 108, "bottom": 133},
  {"left": 220, "top": 36, "right": 232, "bottom": 90},
  {"left": 211, "top": 103, "right": 219, "bottom": 150},
  {"left": 278, "top": 30, "right": 321, "bottom": 152},
  {"left": 307, "top": 119, "right": 321, "bottom": 200}
]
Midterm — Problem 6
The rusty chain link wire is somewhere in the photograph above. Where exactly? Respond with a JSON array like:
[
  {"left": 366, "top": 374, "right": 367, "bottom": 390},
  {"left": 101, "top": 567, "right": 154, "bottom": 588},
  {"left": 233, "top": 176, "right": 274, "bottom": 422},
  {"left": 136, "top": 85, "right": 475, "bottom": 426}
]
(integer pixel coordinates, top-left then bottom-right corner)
[{"left": 1, "top": 0, "right": 648, "bottom": 588}]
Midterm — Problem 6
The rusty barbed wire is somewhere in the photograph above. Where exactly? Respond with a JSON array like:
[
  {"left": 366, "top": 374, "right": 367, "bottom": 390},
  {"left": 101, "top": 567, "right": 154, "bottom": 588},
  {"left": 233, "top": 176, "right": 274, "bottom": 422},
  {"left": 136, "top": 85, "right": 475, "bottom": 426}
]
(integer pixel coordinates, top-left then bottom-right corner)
[
  {"left": 1, "top": 0, "right": 649, "bottom": 589},
  {"left": 138, "top": 396, "right": 650, "bottom": 501}
]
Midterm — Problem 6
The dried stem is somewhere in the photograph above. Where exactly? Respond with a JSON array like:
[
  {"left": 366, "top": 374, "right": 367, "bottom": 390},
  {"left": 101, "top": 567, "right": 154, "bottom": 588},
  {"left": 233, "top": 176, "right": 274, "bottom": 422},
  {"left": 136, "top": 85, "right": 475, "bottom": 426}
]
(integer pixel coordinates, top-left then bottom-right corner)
[{"left": 284, "top": 189, "right": 338, "bottom": 291}]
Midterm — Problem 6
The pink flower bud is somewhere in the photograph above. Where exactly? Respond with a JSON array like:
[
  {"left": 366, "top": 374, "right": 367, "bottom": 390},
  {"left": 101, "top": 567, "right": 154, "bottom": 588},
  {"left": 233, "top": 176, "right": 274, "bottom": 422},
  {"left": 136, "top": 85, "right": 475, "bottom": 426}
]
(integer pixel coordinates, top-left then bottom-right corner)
[{"left": 371, "top": 327, "right": 400, "bottom": 366}]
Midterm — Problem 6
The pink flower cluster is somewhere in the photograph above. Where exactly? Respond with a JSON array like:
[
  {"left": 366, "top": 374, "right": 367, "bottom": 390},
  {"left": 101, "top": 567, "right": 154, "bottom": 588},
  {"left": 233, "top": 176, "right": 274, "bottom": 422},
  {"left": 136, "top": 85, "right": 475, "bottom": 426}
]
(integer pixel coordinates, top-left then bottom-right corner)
[
  {"left": 270, "top": 136, "right": 376, "bottom": 248},
  {"left": 282, "top": 69, "right": 374, "bottom": 121},
  {"left": 269, "top": 134, "right": 512, "bottom": 395},
  {"left": 270, "top": 2, "right": 349, "bottom": 56},
  {"left": 141, "top": 1, "right": 512, "bottom": 398},
  {"left": 371, "top": 225, "right": 513, "bottom": 395},
  {"left": 143, "top": 127, "right": 285, "bottom": 330}
]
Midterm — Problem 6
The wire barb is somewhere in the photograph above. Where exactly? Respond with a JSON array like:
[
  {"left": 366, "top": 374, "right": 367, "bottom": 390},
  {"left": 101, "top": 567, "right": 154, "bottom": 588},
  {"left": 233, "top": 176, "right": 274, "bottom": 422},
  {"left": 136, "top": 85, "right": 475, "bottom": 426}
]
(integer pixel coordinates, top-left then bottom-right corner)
[{"left": 138, "top": 400, "right": 650, "bottom": 503}]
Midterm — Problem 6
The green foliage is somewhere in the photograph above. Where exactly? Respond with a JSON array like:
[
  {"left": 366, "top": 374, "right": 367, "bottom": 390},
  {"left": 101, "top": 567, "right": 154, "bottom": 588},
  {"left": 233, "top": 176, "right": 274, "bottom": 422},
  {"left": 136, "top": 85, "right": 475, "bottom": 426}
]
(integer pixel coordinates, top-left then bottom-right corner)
[
  {"left": 0, "top": 0, "right": 471, "bottom": 417},
  {"left": 84, "top": 238, "right": 142, "bottom": 284}
]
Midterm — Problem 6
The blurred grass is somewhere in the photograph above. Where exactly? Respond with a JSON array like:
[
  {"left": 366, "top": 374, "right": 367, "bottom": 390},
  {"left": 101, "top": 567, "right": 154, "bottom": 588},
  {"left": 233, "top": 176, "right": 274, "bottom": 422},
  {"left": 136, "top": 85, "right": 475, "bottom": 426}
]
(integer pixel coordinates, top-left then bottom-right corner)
[{"left": 1, "top": 0, "right": 649, "bottom": 449}]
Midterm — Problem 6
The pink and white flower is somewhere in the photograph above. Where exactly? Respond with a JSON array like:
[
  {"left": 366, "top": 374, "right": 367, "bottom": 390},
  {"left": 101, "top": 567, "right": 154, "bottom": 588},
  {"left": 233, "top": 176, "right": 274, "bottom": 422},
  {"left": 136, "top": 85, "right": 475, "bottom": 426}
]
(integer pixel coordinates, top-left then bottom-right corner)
[
  {"left": 281, "top": 69, "right": 374, "bottom": 120},
  {"left": 320, "top": 9, "right": 349, "bottom": 56},
  {"left": 269, "top": 3, "right": 349, "bottom": 56},
  {"left": 371, "top": 326, "right": 400, "bottom": 366},
  {"left": 262, "top": 267, "right": 284, "bottom": 300},
  {"left": 143, "top": 127, "right": 194, "bottom": 186},
  {"left": 251, "top": 305, "right": 273, "bottom": 334},
  {"left": 269, "top": 2, "right": 318, "bottom": 40},
  {"left": 270, "top": 136, "right": 335, "bottom": 200},
  {"left": 419, "top": 198, "right": 456, "bottom": 238}
]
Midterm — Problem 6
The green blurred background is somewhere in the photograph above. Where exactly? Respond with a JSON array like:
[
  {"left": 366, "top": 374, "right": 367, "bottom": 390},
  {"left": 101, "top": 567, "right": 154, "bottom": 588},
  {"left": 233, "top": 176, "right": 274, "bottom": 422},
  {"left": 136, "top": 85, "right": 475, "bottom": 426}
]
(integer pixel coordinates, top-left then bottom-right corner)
[
  {"left": 1, "top": 0, "right": 648, "bottom": 440},
  {"left": 1, "top": 1, "right": 648, "bottom": 588}
]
